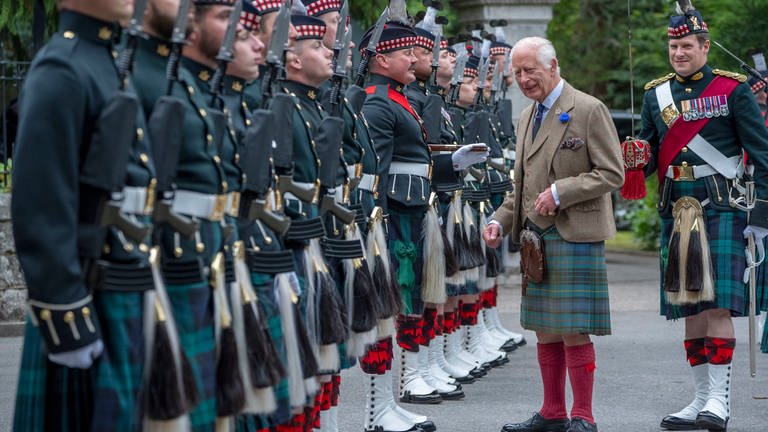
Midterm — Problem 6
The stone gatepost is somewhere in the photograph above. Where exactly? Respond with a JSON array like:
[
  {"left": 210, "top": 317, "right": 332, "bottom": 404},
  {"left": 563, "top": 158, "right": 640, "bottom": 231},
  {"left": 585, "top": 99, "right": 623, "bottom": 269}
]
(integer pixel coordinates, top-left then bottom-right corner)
[
  {"left": 450, "top": 0, "right": 560, "bottom": 124},
  {"left": 0, "top": 193, "right": 25, "bottom": 336}
]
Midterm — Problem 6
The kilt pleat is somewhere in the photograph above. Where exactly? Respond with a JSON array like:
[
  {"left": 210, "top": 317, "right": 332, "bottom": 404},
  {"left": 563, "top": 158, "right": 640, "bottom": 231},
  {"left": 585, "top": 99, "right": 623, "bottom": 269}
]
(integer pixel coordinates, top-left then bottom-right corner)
[
  {"left": 387, "top": 206, "right": 425, "bottom": 315},
  {"left": 659, "top": 180, "right": 747, "bottom": 319},
  {"left": 519, "top": 228, "right": 611, "bottom": 335},
  {"left": 14, "top": 289, "right": 147, "bottom": 432},
  {"left": 166, "top": 280, "right": 217, "bottom": 431}
]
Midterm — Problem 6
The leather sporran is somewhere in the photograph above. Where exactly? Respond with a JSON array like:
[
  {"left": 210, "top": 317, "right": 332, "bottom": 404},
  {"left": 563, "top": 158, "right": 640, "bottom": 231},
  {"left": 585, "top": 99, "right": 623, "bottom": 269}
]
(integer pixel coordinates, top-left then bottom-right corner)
[{"left": 519, "top": 228, "right": 546, "bottom": 294}]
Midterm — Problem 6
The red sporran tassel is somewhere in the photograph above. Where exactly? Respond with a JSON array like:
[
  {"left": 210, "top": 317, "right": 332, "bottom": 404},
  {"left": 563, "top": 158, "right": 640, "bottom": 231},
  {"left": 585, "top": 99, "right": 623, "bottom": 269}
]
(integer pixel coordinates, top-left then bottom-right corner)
[
  {"left": 620, "top": 169, "right": 647, "bottom": 200},
  {"left": 620, "top": 137, "right": 651, "bottom": 200}
]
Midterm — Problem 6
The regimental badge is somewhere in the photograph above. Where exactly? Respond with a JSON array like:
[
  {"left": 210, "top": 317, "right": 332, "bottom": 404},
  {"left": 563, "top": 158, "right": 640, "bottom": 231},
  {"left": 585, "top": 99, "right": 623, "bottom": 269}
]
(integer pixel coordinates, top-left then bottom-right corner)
[
  {"left": 689, "top": 16, "right": 701, "bottom": 30},
  {"left": 198, "top": 69, "right": 210, "bottom": 82},
  {"left": 680, "top": 95, "right": 729, "bottom": 121},
  {"left": 661, "top": 103, "right": 680, "bottom": 126},
  {"left": 307, "top": 89, "right": 316, "bottom": 100}
]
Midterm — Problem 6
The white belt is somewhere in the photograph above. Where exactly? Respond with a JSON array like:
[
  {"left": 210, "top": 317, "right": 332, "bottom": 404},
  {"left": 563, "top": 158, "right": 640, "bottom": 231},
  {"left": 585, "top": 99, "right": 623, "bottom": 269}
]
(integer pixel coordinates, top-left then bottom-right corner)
[
  {"left": 120, "top": 186, "right": 153, "bottom": 215},
  {"left": 502, "top": 149, "right": 515, "bottom": 160},
  {"left": 665, "top": 163, "right": 718, "bottom": 180},
  {"left": 389, "top": 162, "right": 430, "bottom": 178},
  {"left": 172, "top": 189, "right": 228, "bottom": 221},
  {"left": 358, "top": 173, "right": 376, "bottom": 192},
  {"left": 346, "top": 164, "right": 362, "bottom": 180},
  {"left": 490, "top": 157, "right": 505, "bottom": 165}
]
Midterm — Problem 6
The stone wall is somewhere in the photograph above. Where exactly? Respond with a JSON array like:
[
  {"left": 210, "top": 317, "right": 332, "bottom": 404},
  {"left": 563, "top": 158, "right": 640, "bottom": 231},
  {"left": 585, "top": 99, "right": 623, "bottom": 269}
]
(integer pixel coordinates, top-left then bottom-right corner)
[{"left": 0, "top": 193, "right": 25, "bottom": 334}]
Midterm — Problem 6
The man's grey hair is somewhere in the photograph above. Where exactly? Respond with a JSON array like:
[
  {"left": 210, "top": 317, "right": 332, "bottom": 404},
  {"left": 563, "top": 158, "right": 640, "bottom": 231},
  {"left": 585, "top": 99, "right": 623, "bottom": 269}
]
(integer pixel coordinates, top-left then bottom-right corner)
[{"left": 511, "top": 36, "right": 558, "bottom": 72}]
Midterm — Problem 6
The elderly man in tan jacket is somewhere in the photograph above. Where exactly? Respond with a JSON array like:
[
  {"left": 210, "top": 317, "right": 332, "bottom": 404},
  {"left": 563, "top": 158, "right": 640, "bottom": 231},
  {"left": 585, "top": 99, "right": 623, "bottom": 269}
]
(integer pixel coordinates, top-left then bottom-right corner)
[{"left": 483, "top": 37, "right": 623, "bottom": 432}]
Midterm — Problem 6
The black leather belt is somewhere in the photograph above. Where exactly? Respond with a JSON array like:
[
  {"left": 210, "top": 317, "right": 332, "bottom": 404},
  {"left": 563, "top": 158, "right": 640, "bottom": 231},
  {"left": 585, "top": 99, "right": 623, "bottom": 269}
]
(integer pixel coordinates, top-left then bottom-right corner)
[
  {"left": 92, "top": 260, "right": 154, "bottom": 292},
  {"left": 348, "top": 203, "right": 367, "bottom": 225},
  {"left": 321, "top": 238, "right": 364, "bottom": 259},
  {"left": 284, "top": 217, "right": 325, "bottom": 241},
  {"left": 434, "top": 182, "right": 463, "bottom": 193},
  {"left": 225, "top": 254, "right": 236, "bottom": 283},
  {"left": 161, "top": 259, "right": 206, "bottom": 285},
  {"left": 246, "top": 249, "right": 295, "bottom": 274}
]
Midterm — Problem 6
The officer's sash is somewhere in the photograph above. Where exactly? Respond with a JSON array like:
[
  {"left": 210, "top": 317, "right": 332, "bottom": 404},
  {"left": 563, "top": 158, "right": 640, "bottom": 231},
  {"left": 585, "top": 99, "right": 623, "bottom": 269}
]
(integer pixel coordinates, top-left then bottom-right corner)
[
  {"left": 656, "top": 77, "right": 740, "bottom": 182},
  {"left": 366, "top": 84, "right": 428, "bottom": 141}
]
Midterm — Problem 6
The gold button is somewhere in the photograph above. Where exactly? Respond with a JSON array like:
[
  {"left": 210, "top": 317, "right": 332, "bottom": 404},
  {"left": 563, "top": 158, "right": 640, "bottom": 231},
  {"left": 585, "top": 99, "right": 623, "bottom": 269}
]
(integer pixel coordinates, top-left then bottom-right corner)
[
  {"left": 207, "top": 134, "right": 213, "bottom": 143},
  {"left": 81, "top": 307, "right": 91, "bottom": 317},
  {"left": 199, "top": 108, "right": 207, "bottom": 117},
  {"left": 213, "top": 155, "right": 221, "bottom": 164},
  {"left": 140, "top": 153, "right": 149, "bottom": 163},
  {"left": 234, "top": 154, "right": 240, "bottom": 163},
  {"left": 150, "top": 178, "right": 158, "bottom": 186},
  {"left": 40, "top": 309, "right": 51, "bottom": 321},
  {"left": 63, "top": 31, "right": 75, "bottom": 39},
  {"left": 123, "top": 242, "right": 135, "bottom": 252},
  {"left": 139, "top": 244, "right": 149, "bottom": 253},
  {"left": 305, "top": 121, "right": 311, "bottom": 129},
  {"left": 682, "top": 147, "right": 688, "bottom": 153},
  {"left": 317, "top": 159, "right": 322, "bottom": 167},
  {"left": 103, "top": 244, "right": 111, "bottom": 254},
  {"left": 188, "top": 86, "right": 195, "bottom": 95},
  {"left": 136, "top": 128, "right": 144, "bottom": 140},
  {"left": 63, "top": 311, "right": 75, "bottom": 323},
  {"left": 195, "top": 242, "right": 205, "bottom": 253},
  {"left": 174, "top": 247, "right": 183, "bottom": 257},
  {"left": 245, "top": 119, "right": 252, "bottom": 126},
  {"left": 222, "top": 181, "right": 229, "bottom": 191}
]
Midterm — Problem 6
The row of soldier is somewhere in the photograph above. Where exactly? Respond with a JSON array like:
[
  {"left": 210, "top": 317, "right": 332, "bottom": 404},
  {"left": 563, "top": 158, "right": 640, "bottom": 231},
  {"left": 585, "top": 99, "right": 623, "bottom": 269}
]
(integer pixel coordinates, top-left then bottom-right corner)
[{"left": 10, "top": 0, "right": 526, "bottom": 431}]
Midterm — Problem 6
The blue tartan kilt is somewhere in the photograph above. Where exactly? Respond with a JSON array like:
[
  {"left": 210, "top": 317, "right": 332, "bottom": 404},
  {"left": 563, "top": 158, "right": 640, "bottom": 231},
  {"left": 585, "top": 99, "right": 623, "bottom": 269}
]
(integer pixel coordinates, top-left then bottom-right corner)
[
  {"left": 166, "top": 280, "right": 217, "bottom": 431},
  {"left": 520, "top": 227, "right": 611, "bottom": 336},
  {"left": 756, "top": 237, "right": 768, "bottom": 312},
  {"left": 13, "top": 290, "right": 146, "bottom": 432},
  {"left": 387, "top": 204, "right": 425, "bottom": 315},
  {"left": 658, "top": 179, "right": 748, "bottom": 319}
]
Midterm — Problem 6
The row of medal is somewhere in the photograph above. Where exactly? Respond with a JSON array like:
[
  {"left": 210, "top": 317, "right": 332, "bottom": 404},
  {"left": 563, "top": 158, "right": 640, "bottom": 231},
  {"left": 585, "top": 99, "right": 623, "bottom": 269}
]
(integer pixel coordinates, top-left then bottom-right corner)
[{"left": 680, "top": 95, "right": 729, "bottom": 121}]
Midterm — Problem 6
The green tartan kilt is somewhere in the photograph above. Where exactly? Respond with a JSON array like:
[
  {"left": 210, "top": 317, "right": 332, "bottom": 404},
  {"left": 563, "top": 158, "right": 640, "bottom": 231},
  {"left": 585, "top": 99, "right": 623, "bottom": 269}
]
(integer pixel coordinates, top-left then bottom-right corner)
[
  {"left": 387, "top": 205, "right": 425, "bottom": 315},
  {"left": 166, "top": 280, "right": 217, "bottom": 431},
  {"left": 235, "top": 276, "right": 292, "bottom": 430},
  {"left": 13, "top": 290, "right": 146, "bottom": 432},
  {"left": 755, "top": 237, "right": 768, "bottom": 312},
  {"left": 658, "top": 179, "right": 748, "bottom": 319},
  {"left": 520, "top": 227, "right": 611, "bottom": 335}
]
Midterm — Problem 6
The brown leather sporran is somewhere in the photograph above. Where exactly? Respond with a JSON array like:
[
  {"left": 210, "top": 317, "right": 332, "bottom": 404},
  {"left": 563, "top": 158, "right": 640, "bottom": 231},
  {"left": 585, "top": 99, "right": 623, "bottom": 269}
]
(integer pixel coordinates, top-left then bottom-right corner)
[{"left": 519, "top": 228, "right": 546, "bottom": 295}]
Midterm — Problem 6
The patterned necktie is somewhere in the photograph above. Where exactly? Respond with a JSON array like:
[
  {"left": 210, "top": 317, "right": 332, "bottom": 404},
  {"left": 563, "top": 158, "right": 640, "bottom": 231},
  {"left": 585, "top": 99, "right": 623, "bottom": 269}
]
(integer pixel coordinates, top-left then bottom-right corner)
[{"left": 532, "top": 103, "right": 546, "bottom": 140}]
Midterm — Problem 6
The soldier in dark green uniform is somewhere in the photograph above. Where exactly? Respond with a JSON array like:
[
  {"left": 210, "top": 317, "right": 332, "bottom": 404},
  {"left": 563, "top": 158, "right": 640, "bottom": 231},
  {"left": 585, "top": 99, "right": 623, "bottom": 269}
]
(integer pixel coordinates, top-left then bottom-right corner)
[
  {"left": 360, "top": 15, "right": 487, "bottom": 430},
  {"left": 131, "top": 0, "right": 229, "bottom": 429},
  {"left": 12, "top": 1, "right": 156, "bottom": 430},
  {"left": 633, "top": 4, "right": 768, "bottom": 431}
]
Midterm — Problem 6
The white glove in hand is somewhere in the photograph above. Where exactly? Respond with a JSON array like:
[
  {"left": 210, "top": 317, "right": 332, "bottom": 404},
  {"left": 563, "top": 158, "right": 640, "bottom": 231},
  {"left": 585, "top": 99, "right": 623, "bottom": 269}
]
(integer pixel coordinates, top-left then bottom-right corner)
[
  {"left": 48, "top": 339, "right": 104, "bottom": 369},
  {"left": 744, "top": 225, "right": 768, "bottom": 243},
  {"left": 452, "top": 144, "right": 489, "bottom": 171}
]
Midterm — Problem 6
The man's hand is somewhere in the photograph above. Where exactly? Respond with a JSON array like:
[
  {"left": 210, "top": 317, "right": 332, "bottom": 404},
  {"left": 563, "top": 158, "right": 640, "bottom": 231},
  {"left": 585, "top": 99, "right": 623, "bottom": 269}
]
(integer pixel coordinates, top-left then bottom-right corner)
[
  {"left": 48, "top": 339, "right": 104, "bottom": 369},
  {"left": 483, "top": 221, "right": 503, "bottom": 248},
  {"left": 535, "top": 188, "right": 557, "bottom": 216}
]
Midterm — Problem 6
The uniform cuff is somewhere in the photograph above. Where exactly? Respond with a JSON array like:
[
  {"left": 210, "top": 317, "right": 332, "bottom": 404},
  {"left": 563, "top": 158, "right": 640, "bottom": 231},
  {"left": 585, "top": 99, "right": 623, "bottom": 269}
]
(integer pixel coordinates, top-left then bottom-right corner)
[{"left": 28, "top": 297, "right": 101, "bottom": 354}]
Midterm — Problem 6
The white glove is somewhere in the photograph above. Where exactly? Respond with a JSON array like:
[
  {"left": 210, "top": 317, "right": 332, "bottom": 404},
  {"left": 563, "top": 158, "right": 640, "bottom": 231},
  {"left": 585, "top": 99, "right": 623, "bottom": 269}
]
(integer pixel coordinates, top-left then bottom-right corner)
[
  {"left": 452, "top": 143, "right": 489, "bottom": 171},
  {"left": 48, "top": 339, "right": 104, "bottom": 369},
  {"left": 744, "top": 225, "right": 768, "bottom": 243}
]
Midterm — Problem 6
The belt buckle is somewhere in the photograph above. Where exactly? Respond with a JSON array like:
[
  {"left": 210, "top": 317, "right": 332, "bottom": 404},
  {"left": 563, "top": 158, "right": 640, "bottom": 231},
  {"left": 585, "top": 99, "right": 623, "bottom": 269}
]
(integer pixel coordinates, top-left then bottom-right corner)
[
  {"left": 673, "top": 164, "right": 694, "bottom": 181},
  {"left": 228, "top": 191, "right": 241, "bottom": 218},
  {"left": 210, "top": 194, "right": 228, "bottom": 221}
]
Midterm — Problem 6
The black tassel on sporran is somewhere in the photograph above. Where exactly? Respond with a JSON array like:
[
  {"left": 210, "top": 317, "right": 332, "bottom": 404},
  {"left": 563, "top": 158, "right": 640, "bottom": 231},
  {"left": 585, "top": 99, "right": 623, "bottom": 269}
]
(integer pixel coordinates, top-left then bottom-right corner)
[
  {"left": 664, "top": 230, "right": 681, "bottom": 293},
  {"left": 242, "top": 300, "right": 284, "bottom": 388},
  {"left": 352, "top": 259, "right": 379, "bottom": 333},
  {"left": 216, "top": 324, "right": 246, "bottom": 416},
  {"left": 372, "top": 254, "right": 399, "bottom": 318},
  {"left": 317, "top": 269, "right": 349, "bottom": 345},
  {"left": 293, "top": 304, "right": 319, "bottom": 379},
  {"left": 442, "top": 226, "right": 459, "bottom": 277},
  {"left": 146, "top": 314, "right": 186, "bottom": 420}
]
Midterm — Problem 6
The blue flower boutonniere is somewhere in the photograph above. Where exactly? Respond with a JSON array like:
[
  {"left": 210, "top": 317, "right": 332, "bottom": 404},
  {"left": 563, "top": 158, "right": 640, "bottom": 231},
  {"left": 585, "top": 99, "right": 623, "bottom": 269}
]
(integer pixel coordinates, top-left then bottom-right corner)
[{"left": 559, "top": 112, "right": 570, "bottom": 123}]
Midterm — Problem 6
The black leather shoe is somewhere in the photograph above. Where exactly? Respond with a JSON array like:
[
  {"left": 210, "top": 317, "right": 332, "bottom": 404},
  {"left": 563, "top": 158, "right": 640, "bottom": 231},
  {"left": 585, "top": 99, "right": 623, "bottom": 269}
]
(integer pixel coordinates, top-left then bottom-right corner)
[
  {"left": 399, "top": 390, "right": 443, "bottom": 404},
  {"left": 417, "top": 420, "right": 436, "bottom": 432},
  {"left": 660, "top": 414, "right": 698, "bottom": 430},
  {"left": 439, "top": 388, "right": 465, "bottom": 400},
  {"left": 567, "top": 417, "right": 597, "bottom": 432},
  {"left": 454, "top": 374, "right": 475, "bottom": 384},
  {"left": 500, "top": 412, "right": 570, "bottom": 432},
  {"left": 694, "top": 411, "right": 728, "bottom": 431},
  {"left": 500, "top": 340, "right": 519, "bottom": 352}
]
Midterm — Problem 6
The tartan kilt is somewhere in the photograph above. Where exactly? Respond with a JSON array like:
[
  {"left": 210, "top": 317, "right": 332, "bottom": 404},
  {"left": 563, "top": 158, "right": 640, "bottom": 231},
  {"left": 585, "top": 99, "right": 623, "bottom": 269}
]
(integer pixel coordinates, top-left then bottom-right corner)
[
  {"left": 756, "top": 236, "right": 768, "bottom": 312},
  {"left": 165, "top": 280, "right": 217, "bottom": 431},
  {"left": 387, "top": 204, "right": 425, "bottom": 315},
  {"left": 438, "top": 193, "right": 461, "bottom": 298},
  {"left": 519, "top": 227, "right": 611, "bottom": 335},
  {"left": 13, "top": 290, "right": 146, "bottom": 432},
  {"left": 658, "top": 180, "right": 748, "bottom": 319}
]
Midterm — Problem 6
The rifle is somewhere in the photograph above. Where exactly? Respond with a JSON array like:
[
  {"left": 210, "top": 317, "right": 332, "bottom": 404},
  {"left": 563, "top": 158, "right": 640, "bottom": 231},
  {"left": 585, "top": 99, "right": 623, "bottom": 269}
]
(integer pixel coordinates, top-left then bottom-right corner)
[
  {"left": 472, "top": 57, "right": 490, "bottom": 109},
  {"left": 116, "top": 0, "right": 148, "bottom": 90},
  {"left": 427, "top": 21, "right": 442, "bottom": 89},
  {"left": 501, "top": 48, "right": 511, "bottom": 98},
  {"left": 316, "top": 117, "right": 356, "bottom": 224},
  {"left": 209, "top": 0, "right": 242, "bottom": 107},
  {"left": 83, "top": 0, "right": 151, "bottom": 244},
  {"left": 240, "top": 108, "right": 291, "bottom": 235},
  {"left": 260, "top": 1, "right": 291, "bottom": 107},
  {"left": 448, "top": 53, "right": 467, "bottom": 105},
  {"left": 328, "top": 0, "right": 351, "bottom": 118},
  {"left": 271, "top": 93, "right": 319, "bottom": 204},
  {"left": 149, "top": 0, "right": 198, "bottom": 238},
  {"left": 353, "top": 8, "right": 388, "bottom": 87}
]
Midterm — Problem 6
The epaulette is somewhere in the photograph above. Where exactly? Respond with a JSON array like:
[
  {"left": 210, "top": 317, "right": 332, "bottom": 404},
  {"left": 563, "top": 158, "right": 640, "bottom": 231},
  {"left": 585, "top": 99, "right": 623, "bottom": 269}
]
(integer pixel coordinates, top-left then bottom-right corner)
[
  {"left": 644, "top": 73, "right": 675, "bottom": 91},
  {"left": 712, "top": 69, "right": 747, "bottom": 83}
]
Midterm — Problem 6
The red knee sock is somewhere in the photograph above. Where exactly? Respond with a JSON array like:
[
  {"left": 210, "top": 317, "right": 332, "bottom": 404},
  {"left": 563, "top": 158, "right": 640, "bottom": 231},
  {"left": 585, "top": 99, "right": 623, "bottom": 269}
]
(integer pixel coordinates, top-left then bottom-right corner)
[
  {"left": 537, "top": 342, "right": 567, "bottom": 420},
  {"left": 565, "top": 343, "right": 596, "bottom": 424},
  {"left": 706, "top": 337, "right": 735, "bottom": 365},
  {"left": 684, "top": 338, "right": 708, "bottom": 366}
]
